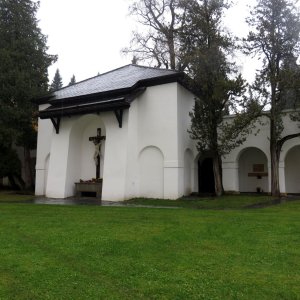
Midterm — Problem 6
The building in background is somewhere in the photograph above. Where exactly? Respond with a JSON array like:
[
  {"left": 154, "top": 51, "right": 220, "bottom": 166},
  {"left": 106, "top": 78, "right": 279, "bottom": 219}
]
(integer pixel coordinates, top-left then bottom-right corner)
[{"left": 35, "top": 64, "right": 300, "bottom": 200}]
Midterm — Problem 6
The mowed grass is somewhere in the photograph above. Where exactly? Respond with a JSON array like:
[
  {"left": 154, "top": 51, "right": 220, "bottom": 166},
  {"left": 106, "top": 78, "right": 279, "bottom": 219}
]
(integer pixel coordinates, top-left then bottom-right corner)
[{"left": 0, "top": 200, "right": 299, "bottom": 299}]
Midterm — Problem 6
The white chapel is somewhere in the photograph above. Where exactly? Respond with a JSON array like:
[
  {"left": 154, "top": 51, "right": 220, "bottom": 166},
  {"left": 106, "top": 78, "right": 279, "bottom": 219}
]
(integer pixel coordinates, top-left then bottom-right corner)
[{"left": 35, "top": 64, "right": 300, "bottom": 200}]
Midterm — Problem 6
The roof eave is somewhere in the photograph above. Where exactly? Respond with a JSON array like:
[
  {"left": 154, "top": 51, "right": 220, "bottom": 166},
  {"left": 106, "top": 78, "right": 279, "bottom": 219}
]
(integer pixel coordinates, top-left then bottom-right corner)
[
  {"left": 33, "top": 93, "right": 56, "bottom": 105},
  {"left": 36, "top": 72, "right": 185, "bottom": 105},
  {"left": 39, "top": 101, "right": 130, "bottom": 119}
]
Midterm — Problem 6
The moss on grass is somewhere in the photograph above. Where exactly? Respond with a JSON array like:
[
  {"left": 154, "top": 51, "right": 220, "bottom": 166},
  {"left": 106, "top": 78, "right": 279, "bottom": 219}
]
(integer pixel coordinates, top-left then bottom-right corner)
[
  {"left": 125, "top": 194, "right": 278, "bottom": 209},
  {"left": 0, "top": 190, "right": 34, "bottom": 202}
]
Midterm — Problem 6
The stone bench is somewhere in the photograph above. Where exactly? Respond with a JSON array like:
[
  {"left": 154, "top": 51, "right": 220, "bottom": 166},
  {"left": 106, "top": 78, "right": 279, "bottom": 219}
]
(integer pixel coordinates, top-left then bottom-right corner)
[{"left": 75, "top": 181, "right": 102, "bottom": 199}]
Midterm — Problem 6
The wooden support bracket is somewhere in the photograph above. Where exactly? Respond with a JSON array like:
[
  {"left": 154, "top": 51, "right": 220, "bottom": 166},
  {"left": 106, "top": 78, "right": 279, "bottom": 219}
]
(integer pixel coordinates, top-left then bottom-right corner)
[
  {"left": 114, "top": 109, "right": 123, "bottom": 128},
  {"left": 50, "top": 117, "right": 61, "bottom": 134}
]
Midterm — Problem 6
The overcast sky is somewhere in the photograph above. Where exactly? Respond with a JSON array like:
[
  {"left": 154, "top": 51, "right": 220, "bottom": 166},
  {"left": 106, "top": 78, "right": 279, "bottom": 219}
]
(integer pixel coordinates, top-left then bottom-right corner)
[{"left": 37, "top": 0, "right": 256, "bottom": 86}]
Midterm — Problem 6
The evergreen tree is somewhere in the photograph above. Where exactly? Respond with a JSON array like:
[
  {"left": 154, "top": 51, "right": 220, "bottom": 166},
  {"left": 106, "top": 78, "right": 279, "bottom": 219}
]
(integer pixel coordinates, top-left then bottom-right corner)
[
  {"left": 245, "top": 0, "right": 300, "bottom": 196},
  {"left": 0, "top": 0, "right": 56, "bottom": 189},
  {"left": 68, "top": 74, "right": 76, "bottom": 86},
  {"left": 183, "top": 0, "right": 259, "bottom": 196},
  {"left": 124, "top": 0, "right": 259, "bottom": 196},
  {"left": 50, "top": 69, "right": 63, "bottom": 91}
]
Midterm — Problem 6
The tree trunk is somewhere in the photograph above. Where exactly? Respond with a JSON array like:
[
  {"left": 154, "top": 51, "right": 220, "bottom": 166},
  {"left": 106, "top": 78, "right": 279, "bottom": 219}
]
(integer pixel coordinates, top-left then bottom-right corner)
[
  {"left": 8, "top": 175, "right": 20, "bottom": 190},
  {"left": 24, "top": 147, "right": 34, "bottom": 190},
  {"left": 168, "top": 34, "right": 176, "bottom": 70},
  {"left": 8, "top": 174, "right": 25, "bottom": 190},
  {"left": 270, "top": 139, "right": 280, "bottom": 197},
  {"left": 213, "top": 154, "right": 223, "bottom": 196},
  {"left": 269, "top": 77, "right": 281, "bottom": 197}
]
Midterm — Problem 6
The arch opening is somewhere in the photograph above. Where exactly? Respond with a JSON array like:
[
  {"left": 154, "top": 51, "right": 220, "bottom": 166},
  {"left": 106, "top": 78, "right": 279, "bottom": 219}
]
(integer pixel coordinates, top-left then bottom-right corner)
[
  {"left": 285, "top": 145, "right": 300, "bottom": 194},
  {"left": 238, "top": 147, "right": 268, "bottom": 193},
  {"left": 65, "top": 114, "right": 106, "bottom": 197},
  {"left": 198, "top": 156, "right": 215, "bottom": 194}
]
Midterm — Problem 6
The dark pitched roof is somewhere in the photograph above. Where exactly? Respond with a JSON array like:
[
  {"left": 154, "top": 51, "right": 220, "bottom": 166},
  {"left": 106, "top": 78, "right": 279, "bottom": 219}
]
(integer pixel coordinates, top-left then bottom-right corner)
[
  {"left": 38, "top": 64, "right": 189, "bottom": 130},
  {"left": 43, "top": 64, "right": 182, "bottom": 103}
]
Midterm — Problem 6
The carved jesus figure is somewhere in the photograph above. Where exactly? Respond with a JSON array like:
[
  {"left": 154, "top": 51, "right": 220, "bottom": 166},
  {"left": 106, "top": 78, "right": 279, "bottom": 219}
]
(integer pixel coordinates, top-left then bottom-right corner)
[
  {"left": 93, "top": 141, "right": 101, "bottom": 165},
  {"left": 89, "top": 128, "right": 106, "bottom": 179}
]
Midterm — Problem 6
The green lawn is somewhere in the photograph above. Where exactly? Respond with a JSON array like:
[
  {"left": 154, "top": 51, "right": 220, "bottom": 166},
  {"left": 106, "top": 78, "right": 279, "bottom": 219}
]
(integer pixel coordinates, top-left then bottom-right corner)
[{"left": 0, "top": 198, "right": 299, "bottom": 299}]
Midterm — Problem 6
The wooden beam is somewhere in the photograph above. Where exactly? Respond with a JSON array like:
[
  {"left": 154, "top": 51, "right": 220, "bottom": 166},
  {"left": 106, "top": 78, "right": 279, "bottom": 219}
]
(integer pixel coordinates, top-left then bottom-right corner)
[
  {"left": 114, "top": 109, "right": 123, "bottom": 128},
  {"left": 50, "top": 117, "right": 61, "bottom": 134}
]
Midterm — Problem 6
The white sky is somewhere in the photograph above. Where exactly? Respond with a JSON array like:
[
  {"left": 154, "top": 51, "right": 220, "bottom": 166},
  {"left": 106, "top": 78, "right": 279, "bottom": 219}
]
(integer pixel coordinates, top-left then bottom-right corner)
[{"left": 37, "top": 0, "right": 258, "bottom": 86}]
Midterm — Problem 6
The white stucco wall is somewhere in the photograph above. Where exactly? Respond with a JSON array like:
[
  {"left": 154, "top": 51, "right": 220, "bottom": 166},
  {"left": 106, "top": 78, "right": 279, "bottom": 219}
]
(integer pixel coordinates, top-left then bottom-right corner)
[
  {"left": 35, "top": 104, "right": 53, "bottom": 195},
  {"left": 36, "top": 85, "right": 300, "bottom": 200},
  {"left": 126, "top": 83, "right": 196, "bottom": 199},
  {"left": 184, "top": 149, "right": 194, "bottom": 195},
  {"left": 124, "top": 83, "right": 186, "bottom": 200},
  {"left": 37, "top": 82, "right": 193, "bottom": 200},
  {"left": 101, "top": 111, "right": 129, "bottom": 201},
  {"left": 177, "top": 85, "right": 197, "bottom": 195},
  {"left": 285, "top": 145, "right": 300, "bottom": 193},
  {"left": 80, "top": 121, "right": 106, "bottom": 181},
  {"left": 139, "top": 146, "right": 164, "bottom": 198},
  {"left": 64, "top": 115, "right": 107, "bottom": 198},
  {"left": 45, "top": 117, "right": 74, "bottom": 198},
  {"left": 238, "top": 148, "right": 268, "bottom": 193},
  {"left": 223, "top": 114, "right": 300, "bottom": 194},
  {"left": 42, "top": 112, "right": 129, "bottom": 200},
  {"left": 36, "top": 82, "right": 197, "bottom": 201}
]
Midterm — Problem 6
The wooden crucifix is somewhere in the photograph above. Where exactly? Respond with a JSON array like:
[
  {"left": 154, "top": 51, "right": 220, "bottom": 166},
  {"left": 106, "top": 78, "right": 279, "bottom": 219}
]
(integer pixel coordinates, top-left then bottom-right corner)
[{"left": 89, "top": 128, "right": 106, "bottom": 179}]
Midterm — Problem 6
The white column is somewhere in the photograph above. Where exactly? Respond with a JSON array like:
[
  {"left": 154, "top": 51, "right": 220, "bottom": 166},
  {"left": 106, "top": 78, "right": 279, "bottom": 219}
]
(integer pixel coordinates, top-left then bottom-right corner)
[
  {"left": 222, "top": 162, "right": 239, "bottom": 192},
  {"left": 35, "top": 113, "right": 53, "bottom": 196},
  {"left": 35, "top": 168, "right": 46, "bottom": 195},
  {"left": 164, "top": 160, "right": 182, "bottom": 199},
  {"left": 46, "top": 120, "right": 72, "bottom": 198},
  {"left": 101, "top": 112, "right": 129, "bottom": 201}
]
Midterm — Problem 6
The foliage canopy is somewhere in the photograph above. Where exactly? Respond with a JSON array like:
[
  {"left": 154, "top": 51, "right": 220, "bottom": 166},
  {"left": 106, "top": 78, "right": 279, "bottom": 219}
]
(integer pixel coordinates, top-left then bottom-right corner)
[
  {"left": 50, "top": 68, "right": 63, "bottom": 91},
  {"left": 0, "top": 0, "right": 56, "bottom": 187},
  {"left": 245, "top": 0, "right": 300, "bottom": 196}
]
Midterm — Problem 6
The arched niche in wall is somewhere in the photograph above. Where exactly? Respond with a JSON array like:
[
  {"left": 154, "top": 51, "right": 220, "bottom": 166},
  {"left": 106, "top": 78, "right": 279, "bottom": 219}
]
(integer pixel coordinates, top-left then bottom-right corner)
[
  {"left": 285, "top": 145, "right": 300, "bottom": 194},
  {"left": 238, "top": 147, "right": 269, "bottom": 193},
  {"left": 139, "top": 146, "right": 164, "bottom": 198},
  {"left": 184, "top": 149, "right": 193, "bottom": 196},
  {"left": 65, "top": 114, "right": 106, "bottom": 194},
  {"left": 80, "top": 121, "right": 106, "bottom": 181}
]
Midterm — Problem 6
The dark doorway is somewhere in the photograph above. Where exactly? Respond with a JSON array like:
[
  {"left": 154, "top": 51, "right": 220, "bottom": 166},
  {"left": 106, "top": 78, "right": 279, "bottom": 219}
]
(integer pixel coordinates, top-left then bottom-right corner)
[{"left": 198, "top": 157, "right": 215, "bottom": 193}]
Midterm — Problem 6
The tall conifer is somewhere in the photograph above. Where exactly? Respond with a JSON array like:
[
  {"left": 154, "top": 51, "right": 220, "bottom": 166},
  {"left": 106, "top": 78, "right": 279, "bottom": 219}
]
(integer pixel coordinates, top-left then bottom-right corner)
[
  {"left": 0, "top": 0, "right": 56, "bottom": 188},
  {"left": 183, "top": 0, "right": 260, "bottom": 196},
  {"left": 245, "top": 0, "right": 300, "bottom": 196},
  {"left": 50, "top": 69, "right": 63, "bottom": 91}
]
